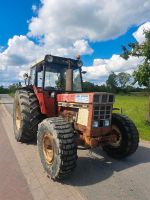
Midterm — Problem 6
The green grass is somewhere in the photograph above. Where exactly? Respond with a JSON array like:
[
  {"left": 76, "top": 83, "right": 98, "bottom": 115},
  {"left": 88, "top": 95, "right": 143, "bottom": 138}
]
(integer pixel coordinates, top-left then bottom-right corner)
[{"left": 114, "top": 94, "right": 150, "bottom": 141}]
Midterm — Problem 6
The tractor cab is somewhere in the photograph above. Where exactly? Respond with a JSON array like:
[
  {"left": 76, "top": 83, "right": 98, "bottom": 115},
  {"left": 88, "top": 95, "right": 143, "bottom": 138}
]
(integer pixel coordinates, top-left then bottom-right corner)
[
  {"left": 29, "top": 55, "right": 84, "bottom": 116},
  {"left": 30, "top": 55, "right": 83, "bottom": 93}
]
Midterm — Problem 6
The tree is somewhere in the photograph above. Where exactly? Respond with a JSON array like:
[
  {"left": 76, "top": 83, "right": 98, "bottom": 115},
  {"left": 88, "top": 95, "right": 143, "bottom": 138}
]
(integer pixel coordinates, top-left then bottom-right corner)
[
  {"left": 0, "top": 86, "right": 9, "bottom": 94},
  {"left": 106, "top": 72, "right": 118, "bottom": 92},
  {"left": 83, "top": 81, "right": 108, "bottom": 92},
  {"left": 83, "top": 81, "right": 95, "bottom": 92},
  {"left": 121, "top": 30, "right": 150, "bottom": 122},
  {"left": 8, "top": 82, "right": 22, "bottom": 93},
  {"left": 117, "top": 72, "right": 131, "bottom": 89},
  {"left": 55, "top": 74, "right": 65, "bottom": 90},
  {"left": 121, "top": 30, "right": 150, "bottom": 89}
]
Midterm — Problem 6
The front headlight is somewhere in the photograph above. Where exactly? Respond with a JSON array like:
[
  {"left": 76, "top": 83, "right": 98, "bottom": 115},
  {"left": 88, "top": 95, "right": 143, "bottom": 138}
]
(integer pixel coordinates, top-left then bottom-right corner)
[
  {"left": 104, "top": 119, "right": 110, "bottom": 127},
  {"left": 92, "top": 121, "right": 99, "bottom": 128}
]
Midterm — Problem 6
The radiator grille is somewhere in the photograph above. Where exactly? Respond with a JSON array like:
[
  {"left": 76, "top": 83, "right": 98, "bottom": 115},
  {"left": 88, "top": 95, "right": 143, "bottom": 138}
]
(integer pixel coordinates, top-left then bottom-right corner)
[
  {"left": 93, "top": 105, "right": 112, "bottom": 127},
  {"left": 94, "top": 94, "right": 114, "bottom": 104},
  {"left": 93, "top": 93, "right": 114, "bottom": 127}
]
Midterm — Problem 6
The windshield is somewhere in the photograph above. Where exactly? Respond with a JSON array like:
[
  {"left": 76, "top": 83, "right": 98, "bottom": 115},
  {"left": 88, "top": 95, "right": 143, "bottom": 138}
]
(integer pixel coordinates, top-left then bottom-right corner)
[{"left": 44, "top": 65, "right": 82, "bottom": 92}]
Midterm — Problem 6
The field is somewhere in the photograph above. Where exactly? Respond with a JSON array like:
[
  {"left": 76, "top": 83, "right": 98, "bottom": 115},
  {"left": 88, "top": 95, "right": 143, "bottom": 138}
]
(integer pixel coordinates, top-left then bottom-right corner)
[{"left": 114, "top": 94, "right": 150, "bottom": 141}]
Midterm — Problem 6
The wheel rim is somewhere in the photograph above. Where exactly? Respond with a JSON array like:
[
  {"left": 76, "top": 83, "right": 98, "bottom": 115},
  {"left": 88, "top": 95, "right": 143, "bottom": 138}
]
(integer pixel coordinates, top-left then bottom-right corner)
[
  {"left": 110, "top": 125, "right": 122, "bottom": 147},
  {"left": 16, "top": 102, "right": 21, "bottom": 130},
  {"left": 43, "top": 133, "right": 54, "bottom": 165}
]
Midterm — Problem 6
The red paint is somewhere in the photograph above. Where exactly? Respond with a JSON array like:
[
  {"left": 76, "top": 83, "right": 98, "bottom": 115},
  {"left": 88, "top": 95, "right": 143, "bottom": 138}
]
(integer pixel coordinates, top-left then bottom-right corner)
[
  {"left": 34, "top": 89, "right": 112, "bottom": 137},
  {"left": 57, "top": 93, "right": 94, "bottom": 103},
  {"left": 33, "top": 86, "right": 56, "bottom": 117},
  {"left": 57, "top": 93, "right": 95, "bottom": 136}
]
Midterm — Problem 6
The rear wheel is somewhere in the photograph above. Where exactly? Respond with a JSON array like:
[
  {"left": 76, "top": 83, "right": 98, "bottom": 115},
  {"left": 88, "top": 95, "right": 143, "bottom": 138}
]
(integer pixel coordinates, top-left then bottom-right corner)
[
  {"left": 13, "top": 89, "right": 42, "bottom": 142},
  {"left": 37, "top": 117, "right": 77, "bottom": 180},
  {"left": 102, "top": 113, "right": 139, "bottom": 159}
]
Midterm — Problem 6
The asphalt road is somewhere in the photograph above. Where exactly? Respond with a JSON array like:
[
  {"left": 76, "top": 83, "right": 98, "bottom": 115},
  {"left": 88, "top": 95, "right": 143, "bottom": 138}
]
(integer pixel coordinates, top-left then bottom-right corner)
[{"left": 0, "top": 94, "right": 150, "bottom": 200}]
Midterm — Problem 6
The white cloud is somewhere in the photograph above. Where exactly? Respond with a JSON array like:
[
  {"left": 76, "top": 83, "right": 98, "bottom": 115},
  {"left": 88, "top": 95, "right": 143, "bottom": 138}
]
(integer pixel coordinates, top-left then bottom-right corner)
[
  {"left": 73, "top": 40, "right": 93, "bottom": 55},
  {"left": 0, "top": 35, "right": 45, "bottom": 67},
  {"left": 41, "top": 39, "right": 93, "bottom": 57},
  {"left": 0, "top": 0, "right": 150, "bottom": 85},
  {"left": 0, "top": 35, "right": 90, "bottom": 85},
  {"left": 83, "top": 20, "right": 150, "bottom": 84},
  {"left": 133, "top": 21, "right": 150, "bottom": 43},
  {"left": 27, "top": 0, "right": 150, "bottom": 58},
  {"left": 83, "top": 55, "right": 142, "bottom": 84},
  {"left": 29, "top": 0, "right": 150, "bottom": 42},
  {"left": 0, "top": 35, "right": 46, "bottom": 85}
]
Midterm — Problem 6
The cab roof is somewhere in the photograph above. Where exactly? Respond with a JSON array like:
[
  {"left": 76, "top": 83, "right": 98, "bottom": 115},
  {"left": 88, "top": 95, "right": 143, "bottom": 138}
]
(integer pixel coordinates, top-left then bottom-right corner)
[{"left": 30, "top": 55, "right": 79, "bottom": 69}]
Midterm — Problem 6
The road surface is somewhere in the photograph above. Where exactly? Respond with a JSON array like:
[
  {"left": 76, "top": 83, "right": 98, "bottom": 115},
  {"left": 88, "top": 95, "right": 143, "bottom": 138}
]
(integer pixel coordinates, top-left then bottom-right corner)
[{"left": 0, "top": 94, "right": 150, "bottom": 200}]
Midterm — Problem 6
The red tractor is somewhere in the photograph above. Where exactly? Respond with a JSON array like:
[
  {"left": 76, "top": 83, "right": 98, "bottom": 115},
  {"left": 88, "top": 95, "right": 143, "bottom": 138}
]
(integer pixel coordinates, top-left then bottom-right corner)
[{"left": 13, "top": 55, "right": 139, "bottom": 180}]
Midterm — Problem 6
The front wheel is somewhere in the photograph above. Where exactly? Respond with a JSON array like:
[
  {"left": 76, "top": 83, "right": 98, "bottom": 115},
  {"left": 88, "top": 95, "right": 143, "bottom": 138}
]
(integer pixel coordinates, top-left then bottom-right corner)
[
  {"left": 37, "top": 117, "right": 77, "bottom": 180},
  {"left": 102, "top": 113, "right": 139, "bottom": 159}
]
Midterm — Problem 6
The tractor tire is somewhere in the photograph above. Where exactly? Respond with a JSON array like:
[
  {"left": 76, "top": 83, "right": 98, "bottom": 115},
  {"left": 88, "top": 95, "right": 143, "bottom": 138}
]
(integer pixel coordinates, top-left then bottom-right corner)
[
  {"left": 37, "top": 117, "right": 77, "bottom": 180},
  {"left": 13, "top": 89, "right": 42, "bottom": 143},
  {"left": 102, "top": 113, "right": 139, "bottom": 159}
]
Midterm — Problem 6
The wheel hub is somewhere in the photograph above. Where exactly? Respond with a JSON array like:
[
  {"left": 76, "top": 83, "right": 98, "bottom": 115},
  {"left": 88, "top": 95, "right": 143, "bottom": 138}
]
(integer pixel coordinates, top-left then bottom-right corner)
[
  {"left": 110, "top": 125, "right": 122, "bottom": 147},
  {"left": 43, "top": 133, "right": 54, "bottom": 165}
]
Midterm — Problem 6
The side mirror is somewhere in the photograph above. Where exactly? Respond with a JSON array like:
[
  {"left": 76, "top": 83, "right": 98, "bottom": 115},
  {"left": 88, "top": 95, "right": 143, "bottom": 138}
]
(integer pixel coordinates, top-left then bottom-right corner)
[
  {"left": 81, "top": 71, "right": 87, "bottom": 74},
  {"left": 23, "top": 73, "right": 29, "bottom": 85},
  {"left": 23, "top": 73, "right": 29, "bottom": 79}
]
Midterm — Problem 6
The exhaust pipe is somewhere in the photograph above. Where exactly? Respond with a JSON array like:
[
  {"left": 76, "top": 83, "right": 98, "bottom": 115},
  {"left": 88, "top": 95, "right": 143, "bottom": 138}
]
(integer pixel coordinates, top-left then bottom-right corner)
[{"left": 66, "top": 68, "right": 73, "bottom": 91}]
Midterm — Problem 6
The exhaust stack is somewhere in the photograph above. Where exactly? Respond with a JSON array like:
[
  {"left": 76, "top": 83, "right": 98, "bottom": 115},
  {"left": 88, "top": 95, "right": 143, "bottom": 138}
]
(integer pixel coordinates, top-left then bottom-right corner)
[{"left": 66, "top": 68, "right": 73, "bottom": 91}]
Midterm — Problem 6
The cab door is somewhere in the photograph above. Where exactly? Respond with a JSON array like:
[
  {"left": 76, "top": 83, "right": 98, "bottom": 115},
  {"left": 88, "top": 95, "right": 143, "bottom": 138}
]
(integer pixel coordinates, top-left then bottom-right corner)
[{"left": 32, "top": 65, "right": 57, "bottom": 117}]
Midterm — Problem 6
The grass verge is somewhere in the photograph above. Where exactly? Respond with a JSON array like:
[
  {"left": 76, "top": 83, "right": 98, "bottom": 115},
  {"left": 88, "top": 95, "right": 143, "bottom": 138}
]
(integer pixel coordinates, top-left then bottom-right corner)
[{"left": 114, "top": 94, "right": 150, "bottom": 141}]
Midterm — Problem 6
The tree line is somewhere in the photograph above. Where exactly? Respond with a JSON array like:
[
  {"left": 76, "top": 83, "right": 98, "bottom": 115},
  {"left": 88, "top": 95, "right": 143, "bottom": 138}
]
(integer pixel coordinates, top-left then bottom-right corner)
[
  {"left": 83, "top": 72, "right": 148, "bottom": 93},
  {"left": 0, "top": 83, "right": 21, "bottom": 94}
]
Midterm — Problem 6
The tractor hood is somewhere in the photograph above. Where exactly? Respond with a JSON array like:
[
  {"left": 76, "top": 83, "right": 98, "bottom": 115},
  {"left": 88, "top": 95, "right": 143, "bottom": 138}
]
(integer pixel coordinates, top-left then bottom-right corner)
[
  {"left": 57, "top": 92, "right": 115, "bottom": 137},
  {"left": 57, "top": 92, "right": 115, "bottom": 104}
]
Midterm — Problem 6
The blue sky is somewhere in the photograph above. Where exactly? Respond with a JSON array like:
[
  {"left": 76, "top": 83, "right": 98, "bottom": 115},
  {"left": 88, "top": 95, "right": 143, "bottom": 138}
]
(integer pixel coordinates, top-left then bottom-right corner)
[
  {"left": 0, "top": 0, "right": 149, "bottom": 85},
  {"left": 83, "top": 26, "right": 137, "bottom": 65},
  {"left": 0, "top": 0, "right": 39, "bottom": 46},
  {"left": 0, "top": 0, "right": 137, "bottom": 64}
]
